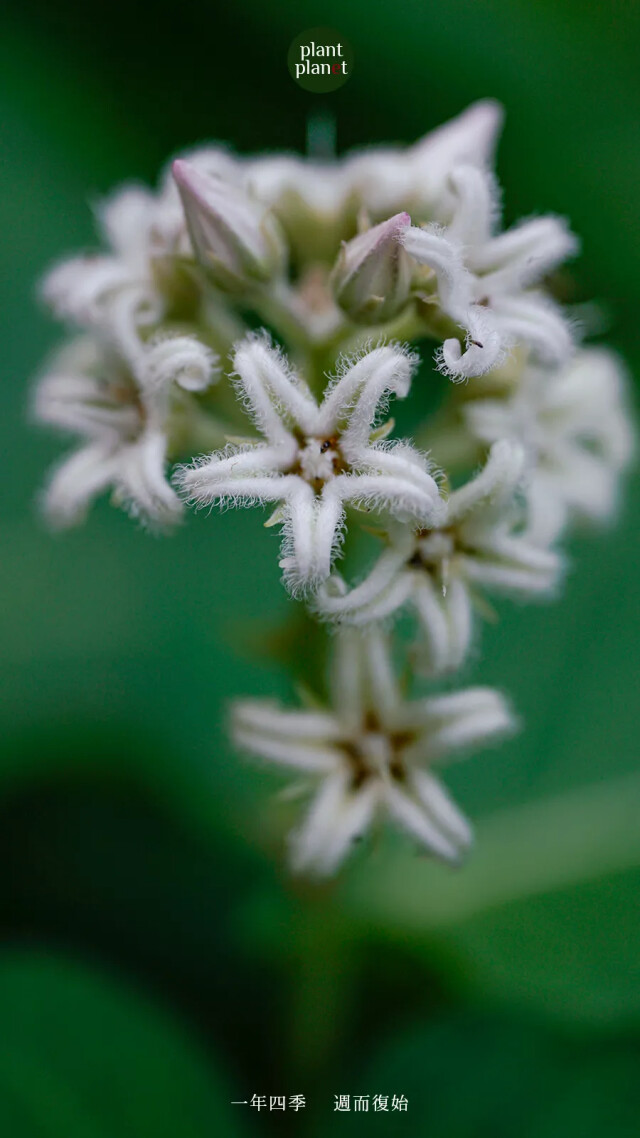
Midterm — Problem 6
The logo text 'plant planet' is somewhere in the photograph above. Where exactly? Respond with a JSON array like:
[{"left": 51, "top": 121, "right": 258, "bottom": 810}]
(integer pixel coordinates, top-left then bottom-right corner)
[{"left": 288, "top": 28, "right": 354, "bottom": 93}]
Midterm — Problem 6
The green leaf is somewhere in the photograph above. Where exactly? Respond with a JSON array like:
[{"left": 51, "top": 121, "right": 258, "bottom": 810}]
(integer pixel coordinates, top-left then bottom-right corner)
[{"left": 0, "top": 951, "right": 250, "bottom": 1138}]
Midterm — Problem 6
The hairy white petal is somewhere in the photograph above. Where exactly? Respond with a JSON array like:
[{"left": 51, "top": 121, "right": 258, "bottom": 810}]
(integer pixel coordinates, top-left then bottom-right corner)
[
  {"left": 97, "top": 186, "right": 158, "bottom": 257},
  {"left": 407, "top": 159, "right": 578, "bottom": 368},
  {"left": 383, "top": 783, "right": 462, "bottom": 864},
  {"left": 362, "top": 626, "right": 402, "bottom": 725},
  {"left": 551, "top": 350, "right": 634, "bottom": 466},
  {"left": 280, "top": 482, "right": 342, "bottom": 591},
  {"left": 41, "top": 442, "right": 119, "bottom": 528},
  {"left": 314, "top": 541, "right": 413, "bottom": 623},
  {"left": 403, "top": 224, "right": 473, "bottom": 317},
  {"left": 410, "top": 100, "right": 504, "bottom": 202},
  {"left": 34, "top": 372, "right": 139, "bottom": 438},
  {"left": 440, "top": 306, "right": 506, "bottom": 380},
  {"left": 146, "top": 336, "right": 219, "bottom": 392},
  {"left": 526, "top": 478, "right": 570, "bottom": 545},
  {"left": 459, "top": 539, "right": 561, "bottom": 594},
  {"left": 443, "top": 576, "right": 474, "bottom": 670},
  {"left": 445, "top": 164, "right": 500, "bottom": 246},
  {"left": 412, "top": 576, "right": 457, "bottom": 674},
  {"left": 407, "top": 686, "right": 510, "bottom": 729},
  {"left": 356, "top": 442, "right": 444, "bottom": 499},
  {"left": 404, "top": 225, "right": 509, "bottom": 377},
  {"left": 338, "top": 470, "right": 444, "bottom": 526},
  {"left": 234, "top": 730, "right": 340, "bottom": 774},
  {"left": 289, "top": 773, "right": 379, "bottom": 876},
  {"left": 448, "top": 439, "right": 525, "bottom": 523},
  {"left": 461, "top": 556, "right": 554, "bottom": 594},
  {"left": 472, "top": 216, "right": 578, "bottom": 285},
  {"left": 493, "top": 292, "right": 575, "bottom": 364},
  {"left": 232, "top": 334, "right": 318, "bottom": 442},
  {"left": 330, "top": 571, "right": 416, "bottom": 627},
  {"left": 115, "top": 429, "right": 182, "bottom": 524},
  {"left": 175, "top": 447, "right": 297, "bottom": 505},
  {"left": 233, "top": 702, "right": 343, "bottom": 742},
  {"left": 317, "top": 344, "right": 417, "bottom": 446},
  {"left": 40, "top": 256, "right": 133, "bottom": 324},
  {"left": 412, "top": 576, "right": 473, "bottom": 676},
  {"left": 418, "top": 688, "right": 515, "bottom": 760},
  {"left": 555, "top": 446, "right": 622, "bottom": 521},
  {"left": 329, "top": 628, "right": 367, "bottom": 730},
  {"left": 411, "top": 770, "right": 473, "bottom": 849}
]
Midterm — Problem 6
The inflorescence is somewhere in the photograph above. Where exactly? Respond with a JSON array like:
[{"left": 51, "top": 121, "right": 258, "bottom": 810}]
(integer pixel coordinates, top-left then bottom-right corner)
[{"left": 33, "top": 102, "right": 634, "bottom": 876}]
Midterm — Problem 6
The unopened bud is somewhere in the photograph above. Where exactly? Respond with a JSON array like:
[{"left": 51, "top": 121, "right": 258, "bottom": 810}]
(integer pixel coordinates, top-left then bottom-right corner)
[
  {"left": 331, "top": 212, "right": 412, "bottom": 324},
  {"left": 172, "top": 159, "right": 285, "bottom": 292}
]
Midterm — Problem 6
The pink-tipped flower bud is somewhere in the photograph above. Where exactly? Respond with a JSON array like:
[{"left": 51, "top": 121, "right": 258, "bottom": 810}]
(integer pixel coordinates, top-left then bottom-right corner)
[
  {"left": 172, "top": 159, "right": 285, "bottom": 292},
  {"left": 331, "top": 212, "right": 413, "bottom": 324}
]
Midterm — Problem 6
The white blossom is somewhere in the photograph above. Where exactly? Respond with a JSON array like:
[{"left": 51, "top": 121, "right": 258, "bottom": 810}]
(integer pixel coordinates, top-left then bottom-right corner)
[
  {"left": 403, "top": 223, "right": 505, "bottom": 379},
  {"left": 233, "top": 628, "right": 515, "bottom": 876},
  {"left": 462, "top": 348, "right": 634, "bottom": 543},
  {"left": 30, "top": 101, "right": 635, "bottom": 882},
  {"left": 175, "top": 336, "right": 445, "bottom": 593},
  {"left": 316, "top": 440, "right": 562, "bottom": 674},
  {"left": 245, "top": 100, "right": 503, "bottom": 239},
  {"left": 34, "top": 333, "right": 218, "bottom": 528},
  {"left": 40, "top": 183, "right": 193, "bottom": 333},
  {"left": 402, "top": 166, "right": 578, "bottom": 380}
]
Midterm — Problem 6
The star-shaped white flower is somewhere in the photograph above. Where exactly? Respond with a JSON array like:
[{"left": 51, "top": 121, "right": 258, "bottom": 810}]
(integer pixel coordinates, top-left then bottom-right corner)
[
  {"left": 34, "top": 333, "right": 217, "bottom": 528},
  {"left": 233, "top": 628, "right": 515, "bottom": 876},
  {"left": 403, "top": 164, "right": 578, "bottom": 380},
  {"left": 40, "top": 182, "right": 193, "bottom": 333},
  {"left": 316, "top": 440, "right": 562, "bottom": 674},
  {"left": 176, "top": 335, "right": 446, "bottom": 593},
  {"left": 462, "top": 348, "right": 635, "bottom": 543}
]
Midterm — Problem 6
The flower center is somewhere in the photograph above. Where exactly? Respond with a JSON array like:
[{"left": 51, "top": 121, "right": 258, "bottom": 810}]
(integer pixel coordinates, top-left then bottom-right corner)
[
  {"left": 407, "top": 527, "right": 456, "bottom": 573},
  {"left": 104, "top": 377, "right": 146, "bottom": 438},
  {"left": 295, "top": 436, "right": 346, "bottom": 492},
  {"left": 341, "top": 715, "right": 415, "bottom": 790}
]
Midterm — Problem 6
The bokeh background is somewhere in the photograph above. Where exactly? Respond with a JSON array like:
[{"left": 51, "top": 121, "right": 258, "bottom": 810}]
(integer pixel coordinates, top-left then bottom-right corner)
[{"left": 2, "top": 0, "right": 640, "bottom": 1133}]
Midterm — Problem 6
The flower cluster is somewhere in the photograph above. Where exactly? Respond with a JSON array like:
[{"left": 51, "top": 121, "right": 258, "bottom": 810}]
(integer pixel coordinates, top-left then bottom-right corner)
[{"left": 33, "top": 102, "right": 633, "bottom": 876}]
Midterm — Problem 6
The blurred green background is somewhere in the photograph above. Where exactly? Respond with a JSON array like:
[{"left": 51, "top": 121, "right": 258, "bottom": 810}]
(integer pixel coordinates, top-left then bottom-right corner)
[{"left": 1, "top": 0, "right": 640, "bottom": 1133}]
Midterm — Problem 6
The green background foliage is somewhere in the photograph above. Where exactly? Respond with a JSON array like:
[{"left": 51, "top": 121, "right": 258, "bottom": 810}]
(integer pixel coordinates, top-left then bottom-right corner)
[{"left": 1, "top": 0, "right": 639, "bottom": 1132}]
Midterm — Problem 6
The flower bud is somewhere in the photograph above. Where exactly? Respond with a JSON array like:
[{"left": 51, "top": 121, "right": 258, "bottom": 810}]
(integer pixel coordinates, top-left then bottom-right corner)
[
  {"left": 331, "top": 212, "right": 412, "bottom": 324},
  {"left": 172, "top": 159, "right": 285, "bottom": 292}
]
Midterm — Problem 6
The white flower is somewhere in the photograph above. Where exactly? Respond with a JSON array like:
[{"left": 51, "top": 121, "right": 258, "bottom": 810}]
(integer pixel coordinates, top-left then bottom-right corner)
[
  {"left": 40, "top": 182, "right": 198, "bottom": 351},
  {"left": 236, "top": 104, "right": 504, "bottom": 334},
  {"left": 404, "top": 100, "right": 504, "bottom": 214},
  {"left": 176, "top": 335, "right": 445, "bottom": 593},
  {"left": 245, "top": 101, "right": 503, "bottom": 245},
  {"left": 34, "top": 333, "right": 217, "bottom": 528},
  {"left": 462, "top": 348, "right": 635, "bottom": 543},
  {"left": 233, "top": 628, "right": 515, "bottom": 876},
  {"left": 402, "top": 222, "right": 505, "bottom": 379},
  {"left": 316, "top": 440, "right": 561, "bottom": 674},
  {"left": 402, "top": 166, "right": 578, "bottom": 380}
]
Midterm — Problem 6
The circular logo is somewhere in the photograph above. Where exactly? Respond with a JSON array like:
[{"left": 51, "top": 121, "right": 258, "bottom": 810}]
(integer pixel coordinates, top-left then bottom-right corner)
[{"left": 288, "top": 27, "right": 354, "bottom": 93}]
